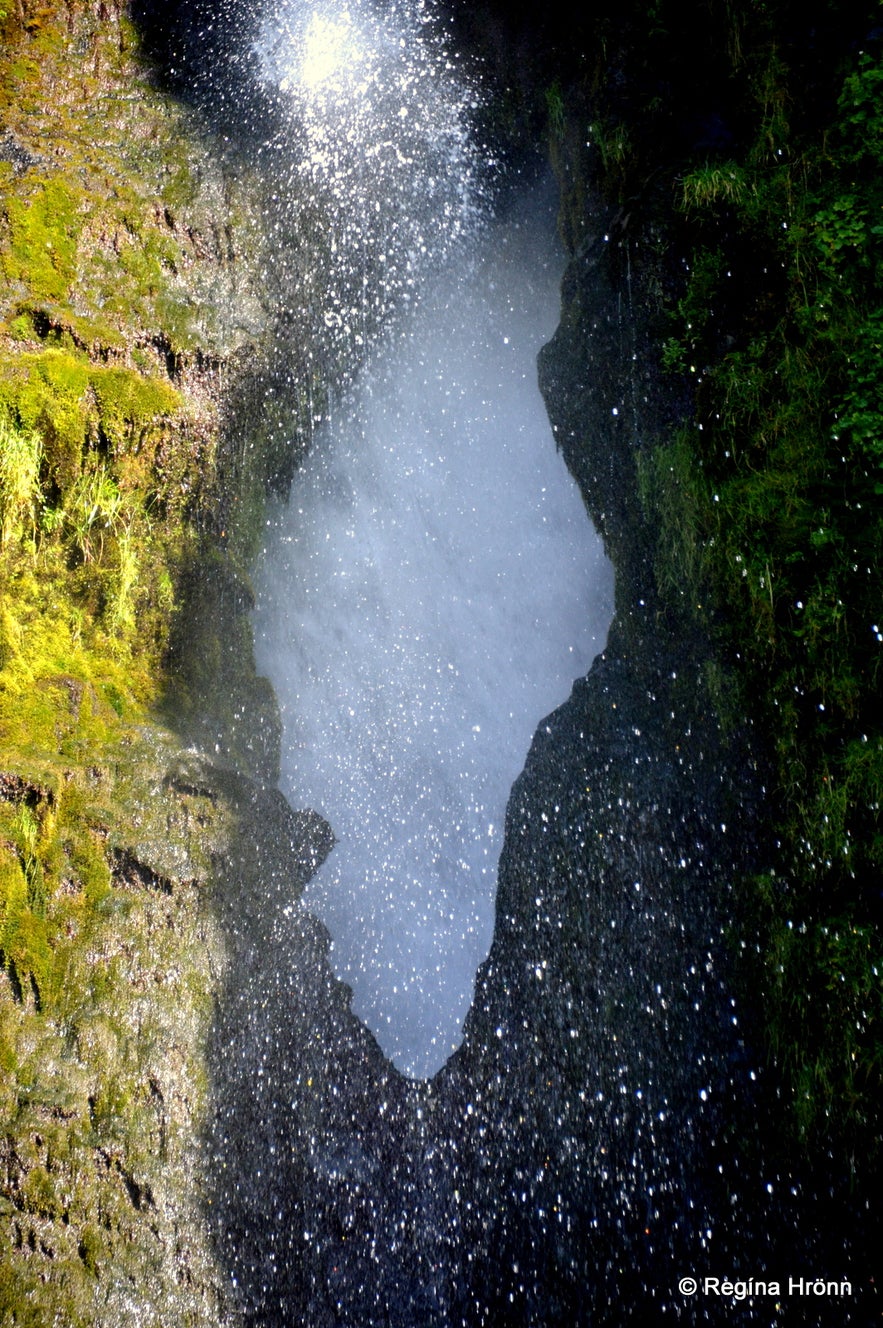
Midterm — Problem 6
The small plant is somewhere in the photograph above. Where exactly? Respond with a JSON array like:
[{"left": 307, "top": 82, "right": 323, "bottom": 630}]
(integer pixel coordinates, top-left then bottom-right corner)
[
  {"left": 66, "top": 464, "right": 123, "bottom": 563},
  {"left": 589, "top": 119, "right": 631, "bottom": 175},
  {"left": 0, "top": 412, "right": 42, "bottom": 546},
  {"left": 110, "top": 520, "right": 139, "bottom": 631},
  {"left": 638, "top": 428, "right": 712, "bottom": 609},
  {"left": 545, "top": 80, "right": 566, "bottom": 142},
  {"left": 680, "top": 162, "right": 752, "bottom": 212}
]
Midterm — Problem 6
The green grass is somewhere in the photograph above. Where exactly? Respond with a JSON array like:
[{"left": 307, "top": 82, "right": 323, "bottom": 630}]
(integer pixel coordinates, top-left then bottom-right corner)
[{"left": 0, "top": 414, "right": 41, "bottom": 546}]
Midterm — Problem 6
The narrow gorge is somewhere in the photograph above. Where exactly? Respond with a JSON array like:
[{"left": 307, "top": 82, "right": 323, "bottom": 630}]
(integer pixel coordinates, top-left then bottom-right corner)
[{"left": 1, "top": 1, "right": 880, "bottom": 1325}]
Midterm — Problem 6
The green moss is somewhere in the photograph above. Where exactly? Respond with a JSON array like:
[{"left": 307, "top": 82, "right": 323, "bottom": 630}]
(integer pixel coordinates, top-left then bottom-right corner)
[
  {"left": 77, "top": 1222, "right": 103, "bottom": 1276},
  {"left": 2, "top": 177, "right": 86, "bottom": 303},
  {"left": 161, "top": 161, "right": 199, "bottom": 212},
  {"left": 21, "top": 1163, "right": 61, "bottom": 1218},
  {"left": 0, "top": 5, "right": 279, "bottom": 1318},
  {"left": 636, "top": 427, "right": 712, "bottom": 615},
  {"left": 0, "top": 351, "right": 185, "bottom": 499},
  {"left": 90, "top": 366, "right": 182, "bottom": 452},
  {"left": 0, "top": 412, "right": 42, "bottom": 545},
  {"left": 0, "top": 349, "right": 92, "bottom": 492},
  {"left": 7, "top": 312, "right": 35, "bottom": 341},
  {"left": 584, "top": 23, "right": 883, "bottom": 1168}
]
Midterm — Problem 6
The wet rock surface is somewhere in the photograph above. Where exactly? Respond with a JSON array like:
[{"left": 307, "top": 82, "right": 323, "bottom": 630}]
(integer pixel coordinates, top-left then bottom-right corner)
[
  {"left": 0, "top": 7, "right": 301, "bottom": 1316},
  {"left": 208, "top": 651, "right": 756, "bottom": 1325}
]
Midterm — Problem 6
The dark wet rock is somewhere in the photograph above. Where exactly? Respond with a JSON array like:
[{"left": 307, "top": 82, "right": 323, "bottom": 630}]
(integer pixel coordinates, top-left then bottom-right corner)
[
  {"left": 0, "top": 130, "right": 42, "bottom": 174},
  {"left": 436, "top": 639, "right": 760, "bottom": 1323},
  {"left": 206, "top": 637, "right": 758, "bottom": 1323}
]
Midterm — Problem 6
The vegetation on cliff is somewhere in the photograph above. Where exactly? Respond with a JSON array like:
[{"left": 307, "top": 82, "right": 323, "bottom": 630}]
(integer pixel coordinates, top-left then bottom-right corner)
[
  {"left": 0, "top": 3, "right": 277, "bottom": 1320},
  {"left": 549, "top": 0, "right": 882, "bottom": 1189}
]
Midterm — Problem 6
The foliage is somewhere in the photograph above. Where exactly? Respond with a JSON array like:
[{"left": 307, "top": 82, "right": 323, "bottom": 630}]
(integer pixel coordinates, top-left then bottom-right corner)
[
  {"left": 636, "top": 427, "right": 713, "bottom": 608},
  {"left": 680, "top": 162, "right": 752, "bottom": 212},
  {"left": 545, "top": 80, "right": 566, "bottom": 141},
  {"left": 0, "top": 413, "right": 41, "bottom": 545},
  {"left": 588, "top": 118, "right": 631, "bottom": 182},
  {"left": 562, "top": 2, "right": 883, "bottom": 1177},
  {"left": 664, "top": 43, "right": 883, "bottom": 1162}
]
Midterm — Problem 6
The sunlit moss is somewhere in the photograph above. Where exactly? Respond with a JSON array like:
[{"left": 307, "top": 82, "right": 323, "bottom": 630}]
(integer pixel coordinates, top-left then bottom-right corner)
[
  {"left": 0, "top": 1, "right": 276, "bottom": 1314},
  {"left": 2, "top": 177, "right": 86, "bottom": 303},
  {"left": 90, "top": 365, "right": 182, "bottom": 451},
  {"left": 0, "top": 413, "right": 41, "bottom": 545}
]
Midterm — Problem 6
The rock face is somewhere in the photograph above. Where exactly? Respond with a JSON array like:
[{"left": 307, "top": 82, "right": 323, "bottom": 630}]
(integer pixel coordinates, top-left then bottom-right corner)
[
  {"left": 0, "top": 5, "right": 298, "bottom": 1320},
  {"left": 0, "top": 727, "right": 334, "bottom": 1325},
  {"left": 435, "top": 224, "right": 762, "bottom": 1322}
]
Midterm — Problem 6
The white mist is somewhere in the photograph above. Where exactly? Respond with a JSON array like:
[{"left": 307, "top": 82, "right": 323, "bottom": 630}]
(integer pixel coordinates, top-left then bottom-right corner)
[{"left": 254, "top": 185, "right": 613, "bottom": 1076}]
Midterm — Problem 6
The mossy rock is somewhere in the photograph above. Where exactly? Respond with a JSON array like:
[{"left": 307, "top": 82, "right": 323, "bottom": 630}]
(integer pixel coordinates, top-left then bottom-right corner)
[
  {"left": 0, "top": 3, "right": 323, "bottom": 1322},
  {"left": 2, "top": 176, "right": 86, "bottom": 304},
  {"left": 90, "top": 366, "right": 182, "bottom": 452}
]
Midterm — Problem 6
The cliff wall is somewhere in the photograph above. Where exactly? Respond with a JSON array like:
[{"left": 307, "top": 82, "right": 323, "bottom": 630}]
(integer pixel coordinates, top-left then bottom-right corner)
[{"left": 0, "top": 5, "right": 330, "bottom": 1320}]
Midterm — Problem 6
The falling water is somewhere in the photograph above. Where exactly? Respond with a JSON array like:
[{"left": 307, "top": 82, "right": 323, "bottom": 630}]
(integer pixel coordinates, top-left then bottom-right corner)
[
  {"left": 252, "top": 0, "right": 614, "bottom": 1076},
  {"left": 254, "top": 0, "right": 483, "bottom": 359}
]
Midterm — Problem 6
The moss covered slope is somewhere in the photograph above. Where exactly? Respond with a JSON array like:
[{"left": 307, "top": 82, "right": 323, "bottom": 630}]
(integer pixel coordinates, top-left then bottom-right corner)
[{"left": 0, "top": 3, "right": 277, "bottom": 1320}]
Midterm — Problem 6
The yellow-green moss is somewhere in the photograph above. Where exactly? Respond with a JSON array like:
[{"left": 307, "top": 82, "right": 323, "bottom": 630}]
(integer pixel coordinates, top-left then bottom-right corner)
[
  {"left": 0, "top": 4, "right": 274, "bottom": 1319},
  {"left": 0, "top": 351, "right": 92, "bottom": 491},
  {"left": 2, "top": 177, "right": 86, "bottom": 303},
  {"left": 91, "top": 365, "right": 182, "bottom": 452}
]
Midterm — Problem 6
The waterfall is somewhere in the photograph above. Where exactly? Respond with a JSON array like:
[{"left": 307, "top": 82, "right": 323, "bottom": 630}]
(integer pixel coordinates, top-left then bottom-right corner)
[
  {"left": 252, "top": 1, "right": 614, "bottom": 1076},
  {"left": 254, "top": 0, "right": 484, "bottom": 361}
]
